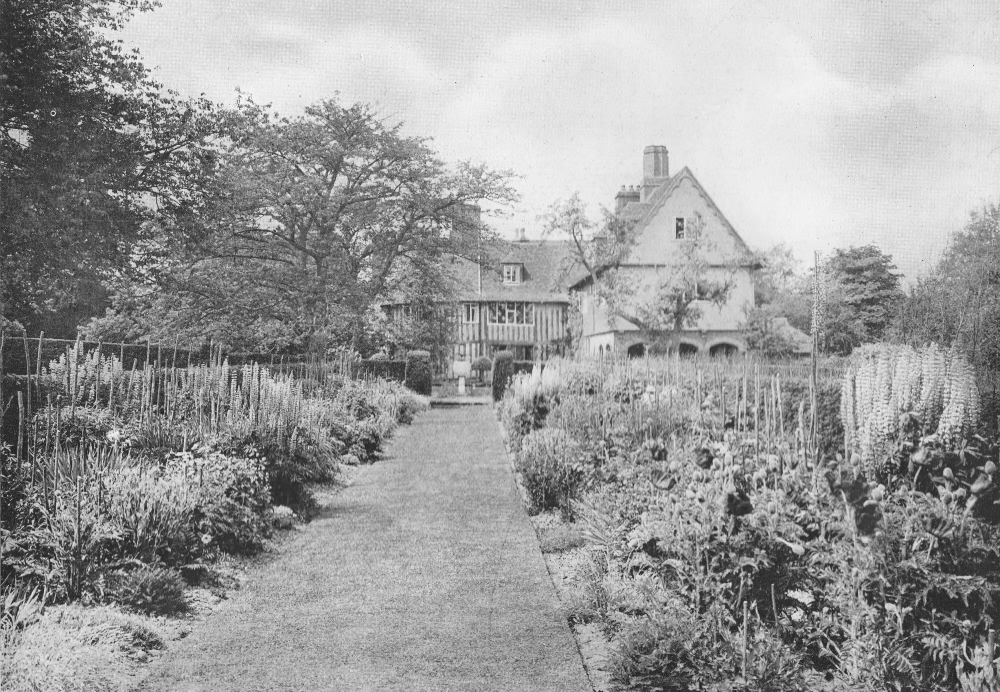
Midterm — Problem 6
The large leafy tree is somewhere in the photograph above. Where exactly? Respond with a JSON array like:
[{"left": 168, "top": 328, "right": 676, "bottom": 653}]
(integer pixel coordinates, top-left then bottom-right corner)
[
  {"left": 891, "top": 204, "right": 1000, "bottom": 369},
  {"left": 1, "top": 0, "right": 228, "bottom": 337},
  {"left": 93, "top": 98, "right": 517, "bottom": 353},
  {"left": 825, "top": 244, "right": 903, "bottom": 346}
]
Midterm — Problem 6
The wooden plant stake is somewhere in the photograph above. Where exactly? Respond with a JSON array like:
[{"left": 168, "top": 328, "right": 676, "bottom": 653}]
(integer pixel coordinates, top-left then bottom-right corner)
[
  {"left": 771, "top": 583, "right": 781, "bottom": 633},
  {"left": 742, "top": 599, "right": 750, "bottom": 681}
]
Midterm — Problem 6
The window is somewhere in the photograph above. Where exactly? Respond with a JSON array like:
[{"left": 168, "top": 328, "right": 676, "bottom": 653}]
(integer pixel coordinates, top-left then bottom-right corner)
[
  {"left": 457, "top": 343, "right": 467, "bottom": 358},
  {"left": 675, "top": 217, "right": 686, "bottom": 240},
  {"left": 462, "top": 303, "right": 480, "bottom": 323},
  {"left": 487, "top": 301, "right": 534, "bottom": 325},
  {"left": 502, "top": 263, "right": 523, "bottom": 284}
]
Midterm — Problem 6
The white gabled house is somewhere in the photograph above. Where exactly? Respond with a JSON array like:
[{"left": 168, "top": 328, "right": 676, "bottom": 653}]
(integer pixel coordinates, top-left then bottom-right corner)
[{"left": 571, "top": 145, "right": 765, "bottom": 358}]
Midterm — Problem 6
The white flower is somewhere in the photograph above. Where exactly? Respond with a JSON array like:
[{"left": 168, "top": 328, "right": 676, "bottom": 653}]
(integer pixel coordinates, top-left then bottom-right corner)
[
  {"left": 106, "top": 429, "right": 123, "bottom": 443},
  {"left": 786, "top": 589, "right": 814, "bottom": 606},
  {"left": 201, "top": 533, "right": 213, "bottom": 545}
]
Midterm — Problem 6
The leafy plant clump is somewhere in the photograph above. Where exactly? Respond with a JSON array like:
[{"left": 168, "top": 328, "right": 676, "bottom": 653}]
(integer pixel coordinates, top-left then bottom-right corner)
[
  {"left": 102, "top": 565, "right": 188, "bottom": 616},
  {"left": 404, "top": 350, "right": 432, "bottom": 396},
  {"left": 492, "top": 351, "right": 515, "bottom": 402}
]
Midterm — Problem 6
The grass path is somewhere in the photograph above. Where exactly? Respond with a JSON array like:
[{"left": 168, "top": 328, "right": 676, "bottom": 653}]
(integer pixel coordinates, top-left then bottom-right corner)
[{"left": 138, "top": 406, "right": 591, "bottom": 692}]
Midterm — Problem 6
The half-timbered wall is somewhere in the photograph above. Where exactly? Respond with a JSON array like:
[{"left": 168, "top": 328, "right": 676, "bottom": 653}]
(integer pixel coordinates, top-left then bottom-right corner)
[
  {"left": 453, "top": 301, "right": 567, "bottom": 359},
  {"left": 385, "top": 300, "right": 569, "bottom": 366}
]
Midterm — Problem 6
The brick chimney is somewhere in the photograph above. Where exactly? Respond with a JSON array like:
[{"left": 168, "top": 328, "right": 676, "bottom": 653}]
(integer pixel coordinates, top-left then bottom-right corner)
[
  {"left": 641, "top": 145, "right": 669, "bottom": 202},
  {"left": 615, "top": 185, "right": 641, "bottom": 213}
]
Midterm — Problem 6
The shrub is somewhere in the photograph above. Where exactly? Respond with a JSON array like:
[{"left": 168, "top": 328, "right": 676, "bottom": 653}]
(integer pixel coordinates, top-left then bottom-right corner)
[
  {"left": 472, "top": 355, "right": 492, "bottom": 377},
  {"left": 404, "top": 350, "right": 432, "bottom": 396},
  {"left": 492, "top": 351, "right": 514, "bottom": 402},
  {"left": 165, "top": 447, "right": 273, "bottom": 555},
  {"left": 102, "top": 565, "right": 188, "bottom": 616},
  {"left": 516, "top": 428, "right": 585, "bottom": 515}
]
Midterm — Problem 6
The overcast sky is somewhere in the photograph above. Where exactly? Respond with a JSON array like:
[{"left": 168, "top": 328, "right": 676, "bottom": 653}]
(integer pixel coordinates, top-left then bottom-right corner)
[{"left": 121, "top": 0, "right": 1000, "bottom": 280}]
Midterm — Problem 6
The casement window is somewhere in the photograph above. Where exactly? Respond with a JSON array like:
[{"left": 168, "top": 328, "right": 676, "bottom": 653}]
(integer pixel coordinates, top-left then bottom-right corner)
[
  {"left": 501, "top": 263, "right": 523, "bottom": 284},
  {"left": 675, "top": 217, "right": 686, "bottom": 240},
  {"left": 487, "top": 301, "right": 534, "bottom": 325},
  {"left": 462, "top": 303, "right": 480, "bottom": 323}
]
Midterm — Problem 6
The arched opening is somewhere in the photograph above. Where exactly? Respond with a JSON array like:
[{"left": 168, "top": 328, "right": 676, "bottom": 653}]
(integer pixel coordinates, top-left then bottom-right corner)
[
  {"left": 627, "top": 342, "right": 647, "bottom": 359},
  {"left": 709, "top": 342, "right": 739, "bottom": 358},
  {"left": 678, "top": 343, "right": 699, "bottom": 358}
]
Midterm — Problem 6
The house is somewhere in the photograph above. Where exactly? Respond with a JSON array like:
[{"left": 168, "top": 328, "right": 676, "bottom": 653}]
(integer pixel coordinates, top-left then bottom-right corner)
[
  {"left": 382, "top": 219, "right": 574, "bottom": 374},
  {"left": 384, "top": 145, "right": 803, "bottom": 369},
  {"left": 571, "top": 145, "right": 761, "bottom": 358},
  {"left": 447, "top": 235, "right": 573, "bottom": 364}
]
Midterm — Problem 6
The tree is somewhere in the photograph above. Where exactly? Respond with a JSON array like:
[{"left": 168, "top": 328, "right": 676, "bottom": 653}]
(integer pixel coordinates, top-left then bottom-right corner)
[
  {"left": 542, "top": 195, "right": 733, "bottom": 354},
  {"left": 890, "top": 204, "right": 1000, "bottom": 369},
  {"left": 92, "top": 98, "right": 517, "bottom": 353},
  {"left": 1, "top": 0, "right": 229, "bottom": 337},
  {"left": 749, "top": 243, "right": 811, "bottom": 334},
  {"left": 741, "top": 305, "right": 798, "bottom": 358},
  {"left": 825, "top": 245, "right": 903, "bottom": 345}
]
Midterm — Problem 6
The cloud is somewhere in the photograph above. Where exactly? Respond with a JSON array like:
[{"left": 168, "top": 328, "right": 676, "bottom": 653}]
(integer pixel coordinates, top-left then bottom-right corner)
[{"left": 119, "top": 0, "right": 1000, "bottom": 280}]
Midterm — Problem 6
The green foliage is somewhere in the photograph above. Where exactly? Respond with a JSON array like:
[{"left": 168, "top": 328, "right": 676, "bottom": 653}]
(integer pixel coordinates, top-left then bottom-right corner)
[
  {"left": 492, "top": 351, "right": 514, "bottom": 402},
  {"left": 102, "top": 565, "right": 188, "bottom": 616},
  {"left": 94, "top": 97, "right": 517, "bottom": 353},
  {"left": 1, "top": 0, "right": 234, "bottom": 337},
  {"left": 2, "top": 350, "right": 423, "bottom": 637},
  {"left": 516, "top": 429, "right": 586, "bottom": 515},
  {"left": 472, "top": 355, "right": 493, "bottom": 373},
  {"left": 404, "top": 350, "right": 432, "bottom": 396},
  {"left": 827, "top": 245, "right": 904, "bottom": 343},
  {"left": 891, "top": 203, "right": 1000, "bottom": 371},
  {"left": 497, "top": 355, "right": 998, "bottom": 691},
  {"left": 742, "top": 306, "right": 800, "bottom": 358}
]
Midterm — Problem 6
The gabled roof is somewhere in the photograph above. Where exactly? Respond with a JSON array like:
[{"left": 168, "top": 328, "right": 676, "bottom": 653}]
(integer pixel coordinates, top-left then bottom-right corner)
[
  {"left": 628, "top": 166, "right": 754, "bottom": 260},
  {"left": 383, "top": 239, "right": 575, "bottom": 305}
]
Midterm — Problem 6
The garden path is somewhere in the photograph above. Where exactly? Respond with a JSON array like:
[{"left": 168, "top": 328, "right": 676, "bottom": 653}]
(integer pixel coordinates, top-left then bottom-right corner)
[{"left": 138, "top": 406, "right": 591, "bottom": 692}]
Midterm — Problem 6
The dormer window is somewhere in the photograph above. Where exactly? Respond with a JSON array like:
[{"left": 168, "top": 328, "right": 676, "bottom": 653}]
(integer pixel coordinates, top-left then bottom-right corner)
[
  {"left": 675, "top": 217, "right": 686, "bottom": 240},
  {"left": 502, "top": 263, "right": 523, "bottom": 284}
]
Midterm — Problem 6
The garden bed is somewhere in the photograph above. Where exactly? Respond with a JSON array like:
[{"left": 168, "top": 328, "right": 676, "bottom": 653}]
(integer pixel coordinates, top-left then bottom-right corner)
[
  {"left": 1, "top": 344, "right": 426, "bottom": 690},
  {"left": 500, "top": 351, "right": 999, "bottom": 692}
]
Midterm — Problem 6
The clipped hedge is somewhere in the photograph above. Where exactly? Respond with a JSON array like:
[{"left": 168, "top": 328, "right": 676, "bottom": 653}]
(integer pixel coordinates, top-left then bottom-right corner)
[
  {"left": 354, "top": 359, "right": 406, "bottom": 382},
  {"left": 404, "top": 350, "right": 432, "bottom": 396},
  {"left": 492, "top": 351, "right": 514, "bottom": 402}
]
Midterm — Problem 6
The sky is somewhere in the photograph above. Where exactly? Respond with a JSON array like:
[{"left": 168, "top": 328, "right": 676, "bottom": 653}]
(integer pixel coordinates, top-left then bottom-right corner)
[{"left": 120, "top": 0, "right": 1000, "bottom": 281}]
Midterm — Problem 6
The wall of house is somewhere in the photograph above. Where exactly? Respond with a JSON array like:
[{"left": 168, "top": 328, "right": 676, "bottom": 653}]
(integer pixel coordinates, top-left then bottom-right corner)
[
  {"left": 575, "top": 172, "right": 755, "bottom": 346},
  {"left": 630, "top": 175, "right": 745, "bottom": 266},
  {"left": 451, "top": 300, "right": 568, "bottom": 367},
  {"left": 617, "top": 265, "right": 754, "bottom": 331},
  {"left": 454, "top": 301, "right": 566, "bottom": 348}
]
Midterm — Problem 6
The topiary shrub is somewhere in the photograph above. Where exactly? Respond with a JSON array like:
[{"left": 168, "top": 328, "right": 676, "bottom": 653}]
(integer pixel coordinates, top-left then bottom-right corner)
[
  {"left": 492, "top": 351, "right": 514, "bottom": 402},
  {"left": 404, "top": 350, "right": 432, "bottom": 396},
  {"left": 472, "top": 355, "right": 492, "bottom": 381}
]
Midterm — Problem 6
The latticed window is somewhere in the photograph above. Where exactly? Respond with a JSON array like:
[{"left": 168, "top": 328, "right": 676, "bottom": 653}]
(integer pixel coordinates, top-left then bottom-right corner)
[{"left": 487, "top": 302, "right": 534, "bottom": 325}]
